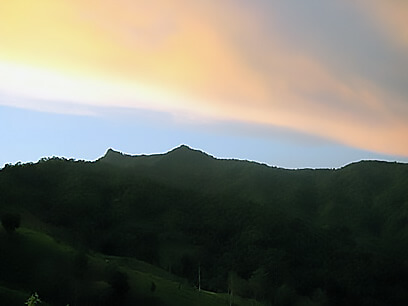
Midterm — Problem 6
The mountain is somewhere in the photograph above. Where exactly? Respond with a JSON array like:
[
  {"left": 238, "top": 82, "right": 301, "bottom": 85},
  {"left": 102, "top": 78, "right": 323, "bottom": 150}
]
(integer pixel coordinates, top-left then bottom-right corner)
[
  {"left": 100, "top": 145, "right": 215, "bottom": 171},
  {"left": 1, "top": 146, "right": 408, "bottom": 305},
  {"left": 99, "top": 145, "right": 283, "bottom": 197}
]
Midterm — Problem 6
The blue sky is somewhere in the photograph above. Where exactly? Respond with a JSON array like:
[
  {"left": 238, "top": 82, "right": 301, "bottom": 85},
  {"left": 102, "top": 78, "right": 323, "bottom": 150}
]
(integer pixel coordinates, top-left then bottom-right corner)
[
  {"left": 1, "top": 1, "right": 408, "bottom": 169},
  {"left": 1, "top": 104, "right": 406, "bottom": 169}
]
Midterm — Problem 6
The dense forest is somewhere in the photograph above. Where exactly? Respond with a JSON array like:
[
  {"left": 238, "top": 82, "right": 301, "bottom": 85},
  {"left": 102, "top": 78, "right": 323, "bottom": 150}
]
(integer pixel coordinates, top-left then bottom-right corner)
[{"left": 1, "top": 145, "right": 408, "bottom": 305}]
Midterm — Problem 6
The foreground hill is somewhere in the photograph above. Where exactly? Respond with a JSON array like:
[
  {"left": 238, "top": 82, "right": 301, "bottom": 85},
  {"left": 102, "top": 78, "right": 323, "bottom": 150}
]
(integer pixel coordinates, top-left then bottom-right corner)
[
  {"left": 1, "top": 145, "right": 408, "bottom": 305},
  {"left": 0, "top": 226, "right": 261, "bottom": 306}
]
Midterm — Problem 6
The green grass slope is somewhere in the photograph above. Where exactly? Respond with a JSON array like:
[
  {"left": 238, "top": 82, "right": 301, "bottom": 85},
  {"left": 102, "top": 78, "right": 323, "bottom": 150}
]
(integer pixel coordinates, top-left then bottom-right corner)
[{"left": 0, "top": 226, "right": 261, "bottom": 306}]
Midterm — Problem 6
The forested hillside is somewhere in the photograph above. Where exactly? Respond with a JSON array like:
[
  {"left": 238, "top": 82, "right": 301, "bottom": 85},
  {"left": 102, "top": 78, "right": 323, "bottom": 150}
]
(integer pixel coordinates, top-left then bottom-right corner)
[{"left": 1, "top": 145, "right": 408, "bottom": 305}]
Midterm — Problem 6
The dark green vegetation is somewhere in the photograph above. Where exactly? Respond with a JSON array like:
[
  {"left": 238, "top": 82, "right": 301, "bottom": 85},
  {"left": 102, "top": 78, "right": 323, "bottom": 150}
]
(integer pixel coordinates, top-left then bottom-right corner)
[
  {"left": 1, "top": 212, "right": 20, "bottom": 233},
  {"left": 1, "top": 145, "right": 408, "bottom": 305}
]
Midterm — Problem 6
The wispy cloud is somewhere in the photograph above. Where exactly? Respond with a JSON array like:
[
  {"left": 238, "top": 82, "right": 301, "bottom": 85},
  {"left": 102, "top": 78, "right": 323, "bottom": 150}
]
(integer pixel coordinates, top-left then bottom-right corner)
[
  {"left": 357, "top": 0, "right": 408, "bottom": 49},
  {"left": 0, "top": 0, "right": 407, "bottom": 157}
]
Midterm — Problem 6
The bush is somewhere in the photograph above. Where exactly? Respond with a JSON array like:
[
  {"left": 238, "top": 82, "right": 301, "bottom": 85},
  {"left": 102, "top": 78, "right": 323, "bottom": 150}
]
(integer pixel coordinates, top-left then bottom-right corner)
[{"left": 1, "top": 213, "right": 21, "bottom": 233}]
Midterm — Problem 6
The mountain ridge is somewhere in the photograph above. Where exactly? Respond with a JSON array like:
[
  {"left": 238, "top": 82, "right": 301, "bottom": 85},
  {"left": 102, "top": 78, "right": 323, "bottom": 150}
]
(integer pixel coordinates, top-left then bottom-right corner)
[
  {"left": 1, "top": 145, "right": 408, "bottom": 305},
  {"left": 99, "top": 144, "right": 407, "bottom": 171}
]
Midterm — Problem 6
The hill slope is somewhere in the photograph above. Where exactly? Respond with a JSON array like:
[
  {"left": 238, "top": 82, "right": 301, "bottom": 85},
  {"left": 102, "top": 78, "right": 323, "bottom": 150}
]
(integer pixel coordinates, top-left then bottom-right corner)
[{"left": 1, "top": 146, "right": 408, "bottom": 305}]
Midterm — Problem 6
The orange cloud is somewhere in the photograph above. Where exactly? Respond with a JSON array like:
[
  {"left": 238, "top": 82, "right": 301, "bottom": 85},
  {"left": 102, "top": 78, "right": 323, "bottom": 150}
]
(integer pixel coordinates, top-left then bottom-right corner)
[
  {"left": 356, "top": 0, "right": 408, "bottom": 49},
  {"left": 0, "top": 0, "right": 407, "bottom": 157}
]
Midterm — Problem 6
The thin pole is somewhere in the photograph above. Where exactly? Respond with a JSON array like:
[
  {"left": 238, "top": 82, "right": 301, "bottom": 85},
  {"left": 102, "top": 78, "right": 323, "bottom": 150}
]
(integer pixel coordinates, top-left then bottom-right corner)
[{"left": 198, "top": 263, "right": 201, "bottom": 292}]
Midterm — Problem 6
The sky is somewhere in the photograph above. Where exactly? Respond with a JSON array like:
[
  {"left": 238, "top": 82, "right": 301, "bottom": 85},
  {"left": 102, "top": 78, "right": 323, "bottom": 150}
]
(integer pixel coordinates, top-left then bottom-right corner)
[{"left": 1, "top": 0, "right": 408, "bottom": 169}]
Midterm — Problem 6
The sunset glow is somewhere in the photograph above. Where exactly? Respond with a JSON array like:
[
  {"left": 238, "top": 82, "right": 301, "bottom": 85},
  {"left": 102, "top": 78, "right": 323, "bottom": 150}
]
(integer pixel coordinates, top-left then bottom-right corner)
[{"left": 1, "top": 0, "right": 408, "bottom": 167}]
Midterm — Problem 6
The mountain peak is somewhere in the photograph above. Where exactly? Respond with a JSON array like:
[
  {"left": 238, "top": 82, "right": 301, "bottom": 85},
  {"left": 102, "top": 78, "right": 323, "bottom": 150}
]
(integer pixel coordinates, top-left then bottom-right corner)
[
  {"left": 169, "top": 144, "right": 193, "bottom": 152},
  {"left": 167, "top": 144, "right": 207, "bottom": 155},
  {"left": 164, "top": 144, "right": 213, "bottom": 163},
  {"left": 104, "top": 148, "right": 123, "bottom": 157},
  {"left": 99, "top": 148, "right": 132, "bottom": 164},
  {"left": 99, "top": 145, "right": 215, "bottom": 167}
]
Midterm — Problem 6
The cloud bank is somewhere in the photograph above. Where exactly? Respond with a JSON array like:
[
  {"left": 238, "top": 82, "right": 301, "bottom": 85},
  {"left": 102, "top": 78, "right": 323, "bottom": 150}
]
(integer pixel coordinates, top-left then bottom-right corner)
[{"left": 0, "top": 0, "right": 407, "bottom": 156}]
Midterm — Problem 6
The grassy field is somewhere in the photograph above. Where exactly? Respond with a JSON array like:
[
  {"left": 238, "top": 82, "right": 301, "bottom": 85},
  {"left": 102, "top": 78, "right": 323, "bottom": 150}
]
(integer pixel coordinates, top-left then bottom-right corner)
[{"left": 0, "top": 227, "right": 263, "bottom": 305}]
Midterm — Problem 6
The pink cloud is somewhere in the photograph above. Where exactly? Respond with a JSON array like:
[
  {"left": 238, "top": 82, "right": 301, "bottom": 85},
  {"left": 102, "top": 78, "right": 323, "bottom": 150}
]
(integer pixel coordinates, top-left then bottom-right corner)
[{"left": 0, "top": 0, "right": 407, "bottom": 157}]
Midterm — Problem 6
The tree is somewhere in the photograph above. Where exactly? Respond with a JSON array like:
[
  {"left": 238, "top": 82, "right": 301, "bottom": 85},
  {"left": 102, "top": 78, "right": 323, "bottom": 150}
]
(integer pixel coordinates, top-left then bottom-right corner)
[
  {"left": 228, "top": 271, "right": 249, "bottom": 305},
  {"left": 73, "top": 250, "right": 88, "bottom": 279},
  {"left": 25, "top": 292, "right": 42, "bottom": 305},
  {"left": 249, "top": 267, "right": 269, "bottom": 300},
  {"left": 1, "top": 213, "right": 21, "bottom": 233},
  {"left": 150, "top": 281, "right": 156, "bottom": 292},
  {"left": 274, "top": 284, "right": 297, "bottom": 306},
  {"left": 108, "top": 270, "right": 130, "bottom": 302}
]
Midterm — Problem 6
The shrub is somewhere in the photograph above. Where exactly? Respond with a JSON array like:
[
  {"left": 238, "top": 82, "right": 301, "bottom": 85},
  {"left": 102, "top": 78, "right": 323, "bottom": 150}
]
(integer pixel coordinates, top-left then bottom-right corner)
[{"left": 1, "top": 213, "right": 21, "bottom": 233}]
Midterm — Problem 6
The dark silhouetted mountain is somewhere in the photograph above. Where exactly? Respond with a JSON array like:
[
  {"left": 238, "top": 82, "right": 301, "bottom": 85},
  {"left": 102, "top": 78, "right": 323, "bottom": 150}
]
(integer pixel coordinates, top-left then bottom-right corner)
[{"left": 1, "top": 146, "right": 408, "bottom": 306}]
